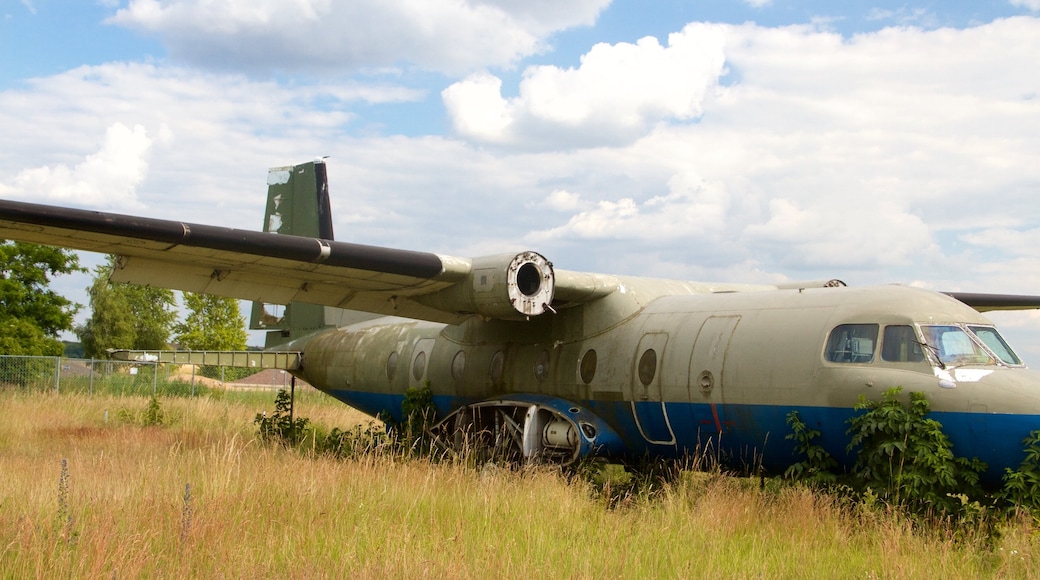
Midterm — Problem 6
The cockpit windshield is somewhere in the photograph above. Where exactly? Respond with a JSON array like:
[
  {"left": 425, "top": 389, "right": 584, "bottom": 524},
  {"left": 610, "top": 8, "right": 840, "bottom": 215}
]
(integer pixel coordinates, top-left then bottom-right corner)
[
  {"left": 824, "top": 322, "right": 1024, "bottom": 368},
  {"left": 969, "top": 325, "right": 1022, "bottom": 366},
  {"left": 920, "top": 324, "right": 1022, "bottom": 367}
]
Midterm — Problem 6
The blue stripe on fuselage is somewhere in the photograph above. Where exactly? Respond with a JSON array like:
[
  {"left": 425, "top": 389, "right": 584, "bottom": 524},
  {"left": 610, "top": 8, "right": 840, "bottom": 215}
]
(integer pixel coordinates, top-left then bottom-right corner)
[{"left": 319, "top": 388, "right": 1036, "bottom": 486}]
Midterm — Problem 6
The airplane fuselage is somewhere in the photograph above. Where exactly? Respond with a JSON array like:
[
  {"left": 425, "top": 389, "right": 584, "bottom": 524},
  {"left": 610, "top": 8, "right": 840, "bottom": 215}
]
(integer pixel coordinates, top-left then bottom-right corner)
[{"left": 293, "top": 281, "right": 1040, "bottom": 483}]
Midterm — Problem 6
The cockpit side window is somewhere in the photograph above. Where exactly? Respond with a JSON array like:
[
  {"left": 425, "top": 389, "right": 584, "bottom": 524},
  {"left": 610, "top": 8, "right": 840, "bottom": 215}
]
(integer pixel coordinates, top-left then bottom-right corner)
[
  {"left": 881, "top": 325, "right": 925, "bottom": 363},
  {"left": 969, "top": 325, "right": 1022, "bottom": 366},
  {"left": 826, "top": 324, "right": 879, "bottom": 363}
]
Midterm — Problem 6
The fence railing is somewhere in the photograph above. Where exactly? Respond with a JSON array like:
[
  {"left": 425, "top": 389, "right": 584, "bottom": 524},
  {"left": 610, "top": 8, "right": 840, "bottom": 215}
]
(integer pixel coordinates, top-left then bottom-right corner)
[{"left": 0, "top": 355, "right": 295, "bottom": 397}]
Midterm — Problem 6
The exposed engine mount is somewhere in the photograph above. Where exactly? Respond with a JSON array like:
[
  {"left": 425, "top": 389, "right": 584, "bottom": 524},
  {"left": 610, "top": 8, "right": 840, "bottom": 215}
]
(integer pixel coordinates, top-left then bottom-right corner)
[{"left": 432, "top": 395, "right": 624, "bottom": 465}]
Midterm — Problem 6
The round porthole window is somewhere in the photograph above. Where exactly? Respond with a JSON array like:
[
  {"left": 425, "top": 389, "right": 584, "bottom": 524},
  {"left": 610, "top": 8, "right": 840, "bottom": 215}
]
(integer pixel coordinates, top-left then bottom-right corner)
[
  {"left": 579, "top": 349, "right": 597, "bottom": 384},
  {"left": 412, "top": 351, "right": 427, "bottom": 381},
  {"left": 638, "top": 349, "right": 657, "bottom": 386},
  {"left": 451, "top": 350, "right": 466, "bottom": 382},
  {"left": 489, "top": 351, "right": 505, "bottom": 382},
  {"left": 386, "top": 351, "right": 398, "bottom": 381},
  {"left": 535, "top": 350, "right": 550, "bottom": 382}
]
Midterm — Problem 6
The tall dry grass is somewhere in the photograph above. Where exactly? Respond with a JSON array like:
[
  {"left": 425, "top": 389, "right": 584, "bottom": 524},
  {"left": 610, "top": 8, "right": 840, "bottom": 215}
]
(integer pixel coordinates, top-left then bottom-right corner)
[{"left": 1, "top": 389, "right": 1038, "bottom": 578}]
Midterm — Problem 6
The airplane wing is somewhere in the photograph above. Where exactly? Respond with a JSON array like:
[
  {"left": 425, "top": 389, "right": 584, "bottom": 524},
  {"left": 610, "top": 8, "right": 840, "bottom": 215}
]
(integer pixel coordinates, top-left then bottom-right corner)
[
  {"left": 944, "top": 292, "right": 1040, "bottom": 313},
  {"left": 0, "top": 199, "right": 609, "bottom": 325}
]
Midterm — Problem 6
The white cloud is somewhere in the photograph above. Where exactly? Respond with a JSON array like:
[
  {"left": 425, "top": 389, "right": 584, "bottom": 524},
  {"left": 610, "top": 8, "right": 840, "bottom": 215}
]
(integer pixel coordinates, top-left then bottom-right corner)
[
  {"left": 443, "top": 22, "right": 727, "bottom": 147},
  {"left": 107, "top": 0, "right": 611, "bottom": 75},
  {"left": 0, "top": 123, "right": 154, "bottom": 207},
  {"left": 528, "top": 171, "right": 731, "bottom": 243},
  {"left": 0, "top": 62, "right": 391, "bottom": 224},
  {"left": 493, "top": 17, "right": 1040, "bottom": 282},
  {"left": 961, "top": 228, "right": 1040, "bottom": 258},
  {"left": 441, "top": 73, "right": 514, "bottom": 143},
  {"left": 744, "top": 198, "right": 935, "bottom": 269},
  {"left": 2, "top": 15, "right": 1039, "bottom": 318},
  {"left": 543, "top": 189, "right": 583, "bottom": 212},
  {"left": 1012, "top": 0, "right": 1040, "bottom": 11}
]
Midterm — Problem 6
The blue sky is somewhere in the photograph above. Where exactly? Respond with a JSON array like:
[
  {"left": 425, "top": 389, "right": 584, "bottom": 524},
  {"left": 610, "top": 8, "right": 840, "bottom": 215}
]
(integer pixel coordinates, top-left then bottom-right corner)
[{"left": 2, "top": 0, "right": 1040, "bottom": 355}]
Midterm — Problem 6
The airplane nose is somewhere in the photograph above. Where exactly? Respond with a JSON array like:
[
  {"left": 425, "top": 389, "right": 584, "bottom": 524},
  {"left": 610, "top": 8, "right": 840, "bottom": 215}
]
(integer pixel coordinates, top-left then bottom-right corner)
[{"left": 974, "top": 367, "right": 1040, "bottom": 414}]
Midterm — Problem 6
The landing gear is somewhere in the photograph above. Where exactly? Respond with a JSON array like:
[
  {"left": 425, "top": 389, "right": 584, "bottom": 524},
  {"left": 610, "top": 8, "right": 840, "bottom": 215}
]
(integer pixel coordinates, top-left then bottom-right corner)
[{"left": 435, "top": 400, "right": 585, "bottom": 465}]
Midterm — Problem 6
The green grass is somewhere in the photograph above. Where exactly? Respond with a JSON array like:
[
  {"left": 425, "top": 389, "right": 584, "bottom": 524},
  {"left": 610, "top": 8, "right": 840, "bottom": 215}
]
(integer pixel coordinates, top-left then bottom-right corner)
[{"left": 1, "top": 389, "right": 1038, "bottom": 578}]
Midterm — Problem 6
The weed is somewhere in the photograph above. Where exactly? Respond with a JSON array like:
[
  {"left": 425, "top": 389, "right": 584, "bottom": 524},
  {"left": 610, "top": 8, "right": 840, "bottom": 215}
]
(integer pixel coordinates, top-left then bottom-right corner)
[
  {"left": 180, "top": 483, "right": 193, "bottom": 553},
  {"left": 254, "top": 389, "right": 309, "bottom": 446},
  {"left": 846, "top": 387, "right": 986, "bottom": 513},
  {"left": 144, "top": 396, "right": 166, "bottom": 426},
  {"left": 56, "top": 458, "right": 75, "bottom": 545},
  {"left": 572, "top": 455, "right": 695, "bottom": 509},
  {"left": 387, "top": 382, "right": 438, "bottom": 456},
  {"left": 999, "top": 430, "right": 1040, "bottom": 515},
  {"left": 311, "top": 421, "right": 389, "bottom": 459},
  {"left": 784, "top": 410, "right": 839, "bottom": 486}
]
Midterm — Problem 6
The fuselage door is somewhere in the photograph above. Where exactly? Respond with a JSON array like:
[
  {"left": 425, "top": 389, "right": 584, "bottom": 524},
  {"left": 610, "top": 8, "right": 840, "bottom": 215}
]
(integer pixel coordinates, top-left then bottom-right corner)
[
  {"left": 689, "top": 316, "right": 740, "bottom": 400},
  {"left": 688, "top": 316, "right": 740, "bottom": 433},
  {"left": 630, "top": 332, "right": 676, "bottom": 445}
]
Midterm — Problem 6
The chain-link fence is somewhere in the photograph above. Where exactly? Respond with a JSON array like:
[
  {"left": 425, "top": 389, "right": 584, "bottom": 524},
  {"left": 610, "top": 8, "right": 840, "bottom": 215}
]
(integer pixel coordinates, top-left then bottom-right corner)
[{"left": 0, "top": 355, "right": 293, "bottom": 397}]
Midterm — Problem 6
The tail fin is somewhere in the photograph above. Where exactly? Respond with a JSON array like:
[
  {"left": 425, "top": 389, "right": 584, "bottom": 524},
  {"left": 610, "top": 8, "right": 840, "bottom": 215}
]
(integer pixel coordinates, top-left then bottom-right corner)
[{"left": 249, "top": 159, "right": 340, "bottom": 348}]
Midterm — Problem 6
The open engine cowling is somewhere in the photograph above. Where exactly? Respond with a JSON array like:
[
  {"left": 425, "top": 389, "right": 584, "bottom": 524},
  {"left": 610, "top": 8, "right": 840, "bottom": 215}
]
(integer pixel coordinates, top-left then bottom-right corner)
[
  {"left": 418, "top": 251, "right": 556, "bottom": 321},
  {"left": 431, "top": 395, "right": 625, "bottom": 465},
  {"left": 497, "top": 251, "right": 555, "bottom": 318}
]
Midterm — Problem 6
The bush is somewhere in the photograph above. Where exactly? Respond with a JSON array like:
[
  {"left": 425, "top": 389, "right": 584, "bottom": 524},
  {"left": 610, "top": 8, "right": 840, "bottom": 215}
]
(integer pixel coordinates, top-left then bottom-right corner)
[
  {"left": 254, "top": 389, "right": 308, "bottom": 446},
  {"left": 784, "top": 410, "right": 838, "bottom": 486},
  {"left": 1000, "top": 430, "right": 1040, "bottom": 515},
  {"left": 845, "top": 387, "right": 986, "bottom": 513}
]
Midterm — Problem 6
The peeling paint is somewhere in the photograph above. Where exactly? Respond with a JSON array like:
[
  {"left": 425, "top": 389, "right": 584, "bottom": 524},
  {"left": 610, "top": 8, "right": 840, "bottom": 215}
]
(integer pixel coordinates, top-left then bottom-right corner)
[{"left": 267, "top": 169, "right": 291, "bottom": 186}]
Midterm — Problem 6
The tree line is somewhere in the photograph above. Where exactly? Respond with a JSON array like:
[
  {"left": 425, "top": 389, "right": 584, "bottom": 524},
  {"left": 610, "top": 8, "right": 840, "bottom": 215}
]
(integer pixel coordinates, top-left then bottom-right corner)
[{"left": 1, "top": 242, "right": 247, "bottom": 361}]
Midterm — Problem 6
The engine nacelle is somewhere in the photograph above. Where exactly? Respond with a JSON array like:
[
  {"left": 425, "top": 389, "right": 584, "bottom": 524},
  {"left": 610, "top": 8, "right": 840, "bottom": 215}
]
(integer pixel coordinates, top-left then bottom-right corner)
[
  {"left": 499, "top": 251, "right": 555, "bottom": 318},
  {"left": 418, "top": 251, "right": 556, "bottom": 320}
]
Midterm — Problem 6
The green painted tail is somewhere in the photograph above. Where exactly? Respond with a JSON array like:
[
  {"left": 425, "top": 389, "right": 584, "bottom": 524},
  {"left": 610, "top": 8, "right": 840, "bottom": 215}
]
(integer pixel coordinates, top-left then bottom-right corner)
[{"left": 248, "top": 160, "right": 351, "bottom": 348}]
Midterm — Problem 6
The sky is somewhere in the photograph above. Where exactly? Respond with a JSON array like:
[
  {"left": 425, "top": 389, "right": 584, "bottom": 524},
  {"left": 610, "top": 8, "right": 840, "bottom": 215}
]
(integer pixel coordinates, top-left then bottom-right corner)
[{"left": 2, "top": 0, "right": 1040, "bottom": 356}]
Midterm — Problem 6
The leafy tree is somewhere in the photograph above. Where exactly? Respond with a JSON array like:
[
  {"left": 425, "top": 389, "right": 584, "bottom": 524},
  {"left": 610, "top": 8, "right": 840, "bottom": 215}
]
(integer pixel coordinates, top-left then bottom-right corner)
[
  {"left": 174, "top": 293, "right": 247, "bottom": 351},
  {"left": 125, "top": 283, "right": 177, "bottom": 350},
  {"left": 174, "top": 293, "right": 248, "bottom": 379},
  {"left": 0, "top": 242, "right": 82, "bottom": 356},
  {"left": 76, "top": 258, "right": 177, "bottom": 358}
]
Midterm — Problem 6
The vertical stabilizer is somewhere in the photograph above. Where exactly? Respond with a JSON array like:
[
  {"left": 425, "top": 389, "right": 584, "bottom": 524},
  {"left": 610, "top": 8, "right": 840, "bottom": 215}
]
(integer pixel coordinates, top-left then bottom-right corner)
[{"left": 249, "top": 160, "right": 337, "bottom": 348}]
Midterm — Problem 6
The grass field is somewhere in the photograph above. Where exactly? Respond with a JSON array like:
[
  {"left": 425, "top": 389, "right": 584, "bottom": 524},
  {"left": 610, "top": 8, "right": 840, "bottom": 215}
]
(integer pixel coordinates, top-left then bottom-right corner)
[{"left": 2, "top": 387, "right": 1039, "bottom": 578}]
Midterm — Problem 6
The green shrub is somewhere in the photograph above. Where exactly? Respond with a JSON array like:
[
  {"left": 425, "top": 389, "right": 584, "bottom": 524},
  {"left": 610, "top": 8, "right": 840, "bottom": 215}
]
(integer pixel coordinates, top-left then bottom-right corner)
[
  {"left": 254, "top": 389, "right": 309, "bottom": 446},
  {"left": 1000, "top": 430, "right": 1040, "bottom": 515},
  {"left": 386, "top": 382, "right": 438, "bottom": 456},
  {"left": 784, "top": 410, "right": 838, "bottom": 486},
  {"left": 845, "top": 387, "right": 986, "bottom": 513}
]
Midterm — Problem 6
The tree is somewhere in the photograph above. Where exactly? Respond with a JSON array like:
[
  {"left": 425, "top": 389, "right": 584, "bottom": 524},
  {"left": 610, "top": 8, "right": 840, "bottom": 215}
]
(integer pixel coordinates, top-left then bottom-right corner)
[
  {"left": 174, "top": 293, "right": 248, "bottom": 351},
  {"left": 0, "top": 242, "right": 82, "bottom": 356},
  {"left": 76, "top": 257, "right": 178, "bottom": 358},
  {"left": 174, "top": 293, "right": 248, "bottom": 380}
]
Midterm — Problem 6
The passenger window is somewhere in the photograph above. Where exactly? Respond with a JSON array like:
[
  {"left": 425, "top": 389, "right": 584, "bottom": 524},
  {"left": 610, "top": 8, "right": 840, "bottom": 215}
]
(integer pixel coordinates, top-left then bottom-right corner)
[
  {"left": 825, "top": 324, "right": 878, "bottom": 363},
  {"left": 881, "top": 325, "right": 924, "bottom": 363}
]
